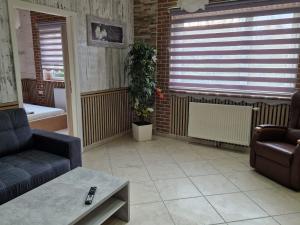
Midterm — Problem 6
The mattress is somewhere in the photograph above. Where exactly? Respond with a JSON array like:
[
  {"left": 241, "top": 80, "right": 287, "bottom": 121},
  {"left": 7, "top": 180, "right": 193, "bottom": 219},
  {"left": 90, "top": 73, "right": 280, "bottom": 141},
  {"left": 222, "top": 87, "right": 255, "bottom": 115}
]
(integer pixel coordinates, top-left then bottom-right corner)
[{"left": 24, "top": 103, "right": 65, "bottom": 121}]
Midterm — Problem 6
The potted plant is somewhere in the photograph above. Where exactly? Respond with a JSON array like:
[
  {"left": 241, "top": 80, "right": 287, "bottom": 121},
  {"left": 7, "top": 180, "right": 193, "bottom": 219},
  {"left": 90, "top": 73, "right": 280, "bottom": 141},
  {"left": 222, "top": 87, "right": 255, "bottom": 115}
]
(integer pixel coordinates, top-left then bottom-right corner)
[{"left": 126, "top": 41, "right": 163, "bottom": 141}]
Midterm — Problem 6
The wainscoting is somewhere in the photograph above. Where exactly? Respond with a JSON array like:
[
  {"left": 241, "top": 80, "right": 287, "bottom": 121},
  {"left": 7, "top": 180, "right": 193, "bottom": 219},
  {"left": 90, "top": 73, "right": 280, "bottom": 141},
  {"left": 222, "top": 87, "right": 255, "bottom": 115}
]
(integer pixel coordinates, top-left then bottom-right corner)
[
  {"left": 21, "top": 79, "right": 65, "bottom": 107},
  {"left": 81, "top": 88, "right": 131, "bottom": 147},
  {"left": 0, "top": 102, "right": 19, "bottom": 111},
  {"left": 170, "top": 94, "right": 291, "bottom": 139}
]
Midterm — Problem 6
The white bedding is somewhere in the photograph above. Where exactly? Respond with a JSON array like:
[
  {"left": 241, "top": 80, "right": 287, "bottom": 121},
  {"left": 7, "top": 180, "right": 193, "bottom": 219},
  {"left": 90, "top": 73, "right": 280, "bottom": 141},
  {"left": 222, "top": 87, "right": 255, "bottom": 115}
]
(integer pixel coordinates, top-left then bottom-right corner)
[{"left": 24, "top": 103, "right": 65, "bottom": 121}]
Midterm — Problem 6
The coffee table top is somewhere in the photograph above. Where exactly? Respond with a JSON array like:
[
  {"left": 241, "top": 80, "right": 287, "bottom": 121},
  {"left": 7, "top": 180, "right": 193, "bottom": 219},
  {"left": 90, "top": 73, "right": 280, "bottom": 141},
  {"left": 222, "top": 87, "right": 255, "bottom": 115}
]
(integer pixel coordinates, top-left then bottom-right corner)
[{"left": 0, "top": 167, "right": 129, "bottom": 225}]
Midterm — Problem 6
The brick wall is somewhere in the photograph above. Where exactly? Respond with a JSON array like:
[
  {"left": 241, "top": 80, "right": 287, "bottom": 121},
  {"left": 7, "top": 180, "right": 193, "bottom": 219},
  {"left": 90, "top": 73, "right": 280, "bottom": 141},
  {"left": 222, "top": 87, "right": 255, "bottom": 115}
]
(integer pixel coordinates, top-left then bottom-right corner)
[
  {"left": 156, "top": 0, "right": 177, "bottom": 133},
  {"left": 134, "top": 0, "right": 158, "bottom": 47},
  {"left": 134, "top": 0, "right": 235, "bottom": 134},
  {"left": 29, "top": 11, "right": 66, "bottom": 106},
  {"left": 134, "top": 0, "right": 177, "bottom": 133}
]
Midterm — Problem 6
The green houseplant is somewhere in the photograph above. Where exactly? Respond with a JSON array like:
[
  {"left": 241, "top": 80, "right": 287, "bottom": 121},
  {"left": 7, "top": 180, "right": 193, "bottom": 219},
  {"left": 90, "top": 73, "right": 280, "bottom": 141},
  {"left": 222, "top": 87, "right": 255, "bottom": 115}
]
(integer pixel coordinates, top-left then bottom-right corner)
[{"left": 126, "top": 41, "right": 163, "bottom": 141}]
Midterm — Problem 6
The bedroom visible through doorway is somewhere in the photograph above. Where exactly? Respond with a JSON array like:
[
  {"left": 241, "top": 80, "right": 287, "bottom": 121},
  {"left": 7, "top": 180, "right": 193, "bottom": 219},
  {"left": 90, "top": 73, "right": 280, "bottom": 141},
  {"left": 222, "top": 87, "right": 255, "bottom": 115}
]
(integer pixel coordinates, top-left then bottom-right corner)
[{"left": 16, "top": 9, "right": 71, "bottom": 135}]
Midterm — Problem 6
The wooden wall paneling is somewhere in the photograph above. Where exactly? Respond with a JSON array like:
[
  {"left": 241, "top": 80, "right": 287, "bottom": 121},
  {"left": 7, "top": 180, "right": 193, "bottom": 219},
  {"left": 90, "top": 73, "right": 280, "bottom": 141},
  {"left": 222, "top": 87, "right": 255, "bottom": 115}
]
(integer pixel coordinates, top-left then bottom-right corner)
[
  {"left": 0, "top": 102, "right": 19, "bottom": 111},
  {"left": 81, "top": 88, "right": 131, "bottom": 147},
  {"left": 1, "top": 0, "right": 133, "bottom": 104}
]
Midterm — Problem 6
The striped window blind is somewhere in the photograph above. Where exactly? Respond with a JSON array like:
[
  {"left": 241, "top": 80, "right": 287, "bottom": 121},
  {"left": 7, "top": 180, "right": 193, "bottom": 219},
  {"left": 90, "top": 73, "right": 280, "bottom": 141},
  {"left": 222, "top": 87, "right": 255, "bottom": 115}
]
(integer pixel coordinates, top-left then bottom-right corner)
[
  {"left": 170, "top": 0, "right": 300, "bottom": 97},
  {"left": 38, "top": 23, "right": 64, "bottom": 81}
]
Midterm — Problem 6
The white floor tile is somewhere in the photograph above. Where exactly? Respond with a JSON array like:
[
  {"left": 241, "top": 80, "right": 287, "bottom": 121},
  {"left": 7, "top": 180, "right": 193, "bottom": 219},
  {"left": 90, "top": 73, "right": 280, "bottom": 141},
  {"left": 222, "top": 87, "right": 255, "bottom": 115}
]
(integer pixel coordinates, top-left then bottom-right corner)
[
  {"left": 130, "top": 181, "right": 161, "bottom": 204},
  {"left": 112, "top": 165, "right": 151, "bottom": 182},
  {"left": 146, "top": 162, "right": 186, "bottom": 180},
  {"left": 155, "top": 178, "right": 201, "bottom": 200},
  {"left": 191, "top": 174, "right": 239, "bottom": 195},
  {"left": 179, "top": 160, "right": 219, "bottom": 177},
  {"left": 207, "top": 193, "right": 268, "bottom": 222},
  {"left": 165, "top": 197, "right": 224, "bottom": 225},
  {"left": 225, "top": 171, "right": 279, "bottom": 191},
  {"left": 274, "top": 213, "right": 300, "bottom": 225},
  {"left": 246, "top": 189, "right": 300, "bottom": 216},
  {"left": 227, "top": 217, "right": 279, "bottom": 225}
]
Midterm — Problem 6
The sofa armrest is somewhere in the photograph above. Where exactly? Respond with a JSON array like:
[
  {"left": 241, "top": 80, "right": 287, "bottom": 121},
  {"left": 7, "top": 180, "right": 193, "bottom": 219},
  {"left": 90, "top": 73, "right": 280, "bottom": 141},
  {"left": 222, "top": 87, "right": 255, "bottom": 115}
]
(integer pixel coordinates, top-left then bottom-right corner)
[
  {"left": 253, "top": 124, "right": 287, "bottom": 142},
  {"left": 32, "top": 129, "right": 82, "bottom": 169}
]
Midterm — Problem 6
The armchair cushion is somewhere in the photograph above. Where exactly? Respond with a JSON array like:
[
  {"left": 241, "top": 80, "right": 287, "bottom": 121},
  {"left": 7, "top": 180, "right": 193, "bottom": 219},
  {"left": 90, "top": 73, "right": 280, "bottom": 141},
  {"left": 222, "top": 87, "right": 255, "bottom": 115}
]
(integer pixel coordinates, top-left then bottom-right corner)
[
  {"left": 32, "top": 129, "right": 82, "bottom": 169},
  {"left": 255, "top": 141, "right": 295, "bottom": 167}
]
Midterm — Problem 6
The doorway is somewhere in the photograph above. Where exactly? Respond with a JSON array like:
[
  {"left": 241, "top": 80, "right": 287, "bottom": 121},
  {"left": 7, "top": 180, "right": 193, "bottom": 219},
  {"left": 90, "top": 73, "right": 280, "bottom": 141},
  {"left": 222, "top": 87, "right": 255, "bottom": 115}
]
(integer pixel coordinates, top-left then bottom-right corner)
[{"left": 8, "top": 0, "right": 82, "bottom": 139}]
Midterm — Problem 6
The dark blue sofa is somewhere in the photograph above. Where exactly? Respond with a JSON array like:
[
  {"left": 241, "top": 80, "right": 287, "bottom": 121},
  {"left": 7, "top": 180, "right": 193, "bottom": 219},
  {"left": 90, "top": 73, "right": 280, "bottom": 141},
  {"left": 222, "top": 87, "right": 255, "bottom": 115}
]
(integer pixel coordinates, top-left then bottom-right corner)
[{"left": 0, "top": 108, "right": 82, "bottom": 205}]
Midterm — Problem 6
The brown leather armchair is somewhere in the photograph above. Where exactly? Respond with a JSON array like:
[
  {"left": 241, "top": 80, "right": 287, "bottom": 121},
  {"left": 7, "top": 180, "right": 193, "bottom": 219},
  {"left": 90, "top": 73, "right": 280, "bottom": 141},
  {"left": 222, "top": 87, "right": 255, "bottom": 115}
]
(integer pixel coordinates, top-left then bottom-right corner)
[{"left": 250, "top": 92, "right": 300, "bottom": 190}]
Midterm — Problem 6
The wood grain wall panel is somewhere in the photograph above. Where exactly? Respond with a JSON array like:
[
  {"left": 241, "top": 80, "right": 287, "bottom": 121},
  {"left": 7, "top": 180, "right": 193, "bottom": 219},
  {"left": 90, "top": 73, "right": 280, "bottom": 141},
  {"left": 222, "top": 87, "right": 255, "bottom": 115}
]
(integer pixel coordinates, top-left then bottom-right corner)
[
  {"left": 170, "top": 94, "right": 291, "bottom": 140},
  {"left": 81, "top": 88, "right": 131, "bottom": 147},
  {"left": 0, "top": 0, "right": 133, "bottom": 104},
  {"left": 0, "top": 0, "right": 18, "bottom": 103},
  {"left": 0, "top": 102, "right": 19, "bottom": 111}
]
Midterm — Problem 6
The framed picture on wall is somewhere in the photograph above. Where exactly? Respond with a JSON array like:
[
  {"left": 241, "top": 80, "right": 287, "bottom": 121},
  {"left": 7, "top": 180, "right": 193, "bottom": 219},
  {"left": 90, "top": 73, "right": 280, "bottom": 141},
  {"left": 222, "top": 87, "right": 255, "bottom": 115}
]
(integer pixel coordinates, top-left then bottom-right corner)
[{"left": 87, "top": 15, "right": 126, "bottom": 48}]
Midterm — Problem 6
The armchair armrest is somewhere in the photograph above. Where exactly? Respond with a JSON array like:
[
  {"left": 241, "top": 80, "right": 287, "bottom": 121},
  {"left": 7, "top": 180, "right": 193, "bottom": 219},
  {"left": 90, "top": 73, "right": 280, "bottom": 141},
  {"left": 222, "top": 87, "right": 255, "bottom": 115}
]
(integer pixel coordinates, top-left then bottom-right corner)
[
  {"left": 253, "top": 124, "right": 287, "bottom": 142},
  {"left": 291, "top": 143, "right": 300, "bottom": 189},
  {"left": 32, "top": 129, "right": 82, "bottom": 169},
  {"left": 256, "top": 124, "right": 287, "bottom": 130}
]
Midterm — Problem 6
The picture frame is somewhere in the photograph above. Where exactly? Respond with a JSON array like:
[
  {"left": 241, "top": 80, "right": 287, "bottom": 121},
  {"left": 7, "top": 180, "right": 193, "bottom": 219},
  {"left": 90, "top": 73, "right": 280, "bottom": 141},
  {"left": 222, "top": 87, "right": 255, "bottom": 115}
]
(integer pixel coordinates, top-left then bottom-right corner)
[{"left": 87, "top": 15, "right": 126, "bottom": 48}]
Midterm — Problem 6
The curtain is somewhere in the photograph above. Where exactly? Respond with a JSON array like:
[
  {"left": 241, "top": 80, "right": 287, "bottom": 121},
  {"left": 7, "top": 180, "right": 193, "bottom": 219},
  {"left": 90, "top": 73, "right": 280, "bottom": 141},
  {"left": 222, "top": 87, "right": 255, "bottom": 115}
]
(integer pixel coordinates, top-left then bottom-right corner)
[{"left": 170, "top": 0, "right": 300, "bottom": 97}]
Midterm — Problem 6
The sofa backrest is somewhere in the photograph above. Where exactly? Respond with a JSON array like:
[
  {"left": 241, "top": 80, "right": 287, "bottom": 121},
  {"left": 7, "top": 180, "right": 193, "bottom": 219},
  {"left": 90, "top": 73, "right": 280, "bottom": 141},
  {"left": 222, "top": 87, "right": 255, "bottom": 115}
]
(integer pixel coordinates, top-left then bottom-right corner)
[{"left": 0, "top": 108, "right": 32, "bottom": 157}]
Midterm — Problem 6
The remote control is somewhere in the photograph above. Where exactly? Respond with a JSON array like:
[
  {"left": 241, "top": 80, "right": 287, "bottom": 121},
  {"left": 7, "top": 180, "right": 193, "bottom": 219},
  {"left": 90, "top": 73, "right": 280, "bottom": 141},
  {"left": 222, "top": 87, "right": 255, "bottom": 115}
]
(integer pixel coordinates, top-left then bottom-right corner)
[{"left": 85, "top": 186, "right": 97, "bottom": 205}]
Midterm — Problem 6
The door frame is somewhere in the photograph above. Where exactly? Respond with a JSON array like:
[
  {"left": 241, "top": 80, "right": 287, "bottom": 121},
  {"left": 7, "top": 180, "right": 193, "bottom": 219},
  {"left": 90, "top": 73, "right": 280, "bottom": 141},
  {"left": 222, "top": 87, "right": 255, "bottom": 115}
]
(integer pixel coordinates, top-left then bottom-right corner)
[{"left": 8, "top": 0, "right": 82, "bottom": 140}]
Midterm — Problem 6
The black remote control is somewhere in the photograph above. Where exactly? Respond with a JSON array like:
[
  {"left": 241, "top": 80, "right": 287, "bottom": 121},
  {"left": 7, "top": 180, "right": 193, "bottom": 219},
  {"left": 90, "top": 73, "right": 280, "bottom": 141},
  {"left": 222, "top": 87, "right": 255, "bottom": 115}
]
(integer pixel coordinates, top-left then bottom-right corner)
[{"left": 85, "top": 186, "right": 97, "bottom": 205}]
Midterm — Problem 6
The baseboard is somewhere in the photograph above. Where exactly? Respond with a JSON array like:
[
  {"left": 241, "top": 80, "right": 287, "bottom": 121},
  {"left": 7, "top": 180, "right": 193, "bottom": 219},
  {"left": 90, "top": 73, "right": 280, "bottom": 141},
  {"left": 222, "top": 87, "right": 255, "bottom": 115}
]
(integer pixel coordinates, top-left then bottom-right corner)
[
  {"left": 83, "top": 130, "right": 131, "bottom": 152},
  {"left": 156, "top": 132, "right": 249, "bottom": 152}
]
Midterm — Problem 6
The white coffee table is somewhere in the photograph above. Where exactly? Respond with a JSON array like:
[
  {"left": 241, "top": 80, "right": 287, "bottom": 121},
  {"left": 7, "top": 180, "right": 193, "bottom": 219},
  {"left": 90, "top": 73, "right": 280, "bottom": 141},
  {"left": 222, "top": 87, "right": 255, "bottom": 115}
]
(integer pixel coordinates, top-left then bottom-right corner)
[{"left": 0, "top": 167, "right": 129, "bottom": 225}]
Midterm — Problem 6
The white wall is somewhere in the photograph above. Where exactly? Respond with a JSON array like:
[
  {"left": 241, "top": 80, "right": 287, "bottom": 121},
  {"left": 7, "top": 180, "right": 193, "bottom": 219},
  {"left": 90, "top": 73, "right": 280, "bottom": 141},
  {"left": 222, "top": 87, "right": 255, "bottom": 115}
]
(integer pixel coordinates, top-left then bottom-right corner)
[
  {"left": 16, "top": 9, "right": 36, "bottom": 80},
  {"left": 0, "top": 0, "right": 134, "bottom": 104}
]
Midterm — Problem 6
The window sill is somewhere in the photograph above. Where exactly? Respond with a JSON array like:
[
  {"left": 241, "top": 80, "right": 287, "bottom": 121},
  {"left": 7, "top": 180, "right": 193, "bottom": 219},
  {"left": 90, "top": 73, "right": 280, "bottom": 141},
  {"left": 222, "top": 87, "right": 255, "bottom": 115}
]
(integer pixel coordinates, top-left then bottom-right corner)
[{"left": 169, "top": 90, "right": 292, "bottom": 101}]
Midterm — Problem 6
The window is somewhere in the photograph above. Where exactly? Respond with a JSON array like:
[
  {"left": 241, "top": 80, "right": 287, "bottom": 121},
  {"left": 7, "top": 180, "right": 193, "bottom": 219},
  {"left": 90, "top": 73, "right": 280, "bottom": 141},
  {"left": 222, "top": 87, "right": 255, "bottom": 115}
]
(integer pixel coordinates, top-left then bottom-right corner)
[
  {"left": 170, "top": 0, "right": 300, "bottom": 97},
  {"left": 38, "top": 23, "right": 64, "bottom": 81}
]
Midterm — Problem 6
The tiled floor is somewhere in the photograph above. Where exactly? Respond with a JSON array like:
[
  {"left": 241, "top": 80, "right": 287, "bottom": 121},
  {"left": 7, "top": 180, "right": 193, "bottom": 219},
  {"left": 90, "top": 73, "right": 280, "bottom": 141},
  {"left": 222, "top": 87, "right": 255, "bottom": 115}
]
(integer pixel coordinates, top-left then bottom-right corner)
[{"left": 82, "top": 135, "right": 300, "bottom": 225}]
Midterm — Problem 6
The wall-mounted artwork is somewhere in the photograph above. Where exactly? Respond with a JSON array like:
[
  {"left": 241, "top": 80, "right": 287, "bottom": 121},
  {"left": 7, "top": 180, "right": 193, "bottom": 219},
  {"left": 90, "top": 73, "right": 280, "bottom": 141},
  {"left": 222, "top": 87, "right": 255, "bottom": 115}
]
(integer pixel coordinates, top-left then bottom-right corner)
[{"left": 87, "top": 15, "right": 126, "bottom": 48}]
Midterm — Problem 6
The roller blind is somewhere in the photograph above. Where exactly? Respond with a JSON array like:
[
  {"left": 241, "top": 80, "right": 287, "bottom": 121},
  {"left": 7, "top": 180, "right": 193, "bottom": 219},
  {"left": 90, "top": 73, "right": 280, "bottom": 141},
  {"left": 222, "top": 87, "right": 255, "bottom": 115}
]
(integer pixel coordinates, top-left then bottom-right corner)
[
  {"left": 38, "top": 23, "right": 64, "bottom": 79},
  {"left": 170, "top": 0, "right": 300, "bottom": 97}
]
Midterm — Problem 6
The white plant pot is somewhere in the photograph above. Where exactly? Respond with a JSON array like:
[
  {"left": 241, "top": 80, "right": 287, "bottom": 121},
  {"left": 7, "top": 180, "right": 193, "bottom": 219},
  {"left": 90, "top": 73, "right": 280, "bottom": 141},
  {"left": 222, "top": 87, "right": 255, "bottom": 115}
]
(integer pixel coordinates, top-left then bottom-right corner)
[{"left": 132, "top": 122, "right": 153, "bottom": 141}]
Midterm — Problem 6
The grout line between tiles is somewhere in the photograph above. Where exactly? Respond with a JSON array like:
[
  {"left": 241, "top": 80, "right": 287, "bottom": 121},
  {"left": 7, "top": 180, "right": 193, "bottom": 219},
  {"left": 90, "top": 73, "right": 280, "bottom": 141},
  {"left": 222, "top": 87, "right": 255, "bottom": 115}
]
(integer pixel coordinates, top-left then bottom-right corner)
[
  {"left": 86, "top": 136, "right": 300, "bottom": 225},
  {"left": 168, "top": 149, "right": 230, "bottom": 224},
  {"left": 135, "top": 144, "right": 177, "bottom": 225}
]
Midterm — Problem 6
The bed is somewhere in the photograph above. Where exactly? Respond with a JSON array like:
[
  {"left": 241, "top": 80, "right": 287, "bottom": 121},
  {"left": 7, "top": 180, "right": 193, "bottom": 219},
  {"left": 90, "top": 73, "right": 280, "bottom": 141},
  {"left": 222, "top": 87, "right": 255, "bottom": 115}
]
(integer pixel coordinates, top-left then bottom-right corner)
[{"left": 24, "top": 103, "right": 68, "bottom": 132}]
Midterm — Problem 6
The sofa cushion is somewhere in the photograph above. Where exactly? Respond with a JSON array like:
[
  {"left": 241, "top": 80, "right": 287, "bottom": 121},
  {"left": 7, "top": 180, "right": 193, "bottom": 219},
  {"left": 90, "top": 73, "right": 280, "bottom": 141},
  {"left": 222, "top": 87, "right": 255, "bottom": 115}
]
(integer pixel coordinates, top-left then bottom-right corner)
[
  {"left": 7, "top": 109, "right": 32, "bottom": 151},
  {"left": 0, "top": 109, "right": 32, "bottom": 157},
  {"left": 0, "top": 112, "right": 19, "bottom": 157},
  {"left": 255, "top": 141, "right": 295, "bottom": 167},
  {"left": 0, "top": 150, "right": 70, "bottom": 205}
]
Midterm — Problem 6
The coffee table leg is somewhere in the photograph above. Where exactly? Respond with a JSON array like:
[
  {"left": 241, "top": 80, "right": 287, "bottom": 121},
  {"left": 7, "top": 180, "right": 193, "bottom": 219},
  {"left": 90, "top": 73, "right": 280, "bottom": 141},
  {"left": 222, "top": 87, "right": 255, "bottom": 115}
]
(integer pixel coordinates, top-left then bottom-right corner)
[{"left": 115, "top": 183, "right": 130, "bottom": 222}]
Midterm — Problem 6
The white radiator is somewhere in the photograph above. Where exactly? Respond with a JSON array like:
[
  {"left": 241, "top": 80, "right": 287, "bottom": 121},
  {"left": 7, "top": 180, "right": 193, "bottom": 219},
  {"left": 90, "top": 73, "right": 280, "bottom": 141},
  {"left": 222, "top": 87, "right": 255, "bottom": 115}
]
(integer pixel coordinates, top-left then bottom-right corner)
[{"left": 188, "top": 103, "right": 253, "bottom": 146}]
